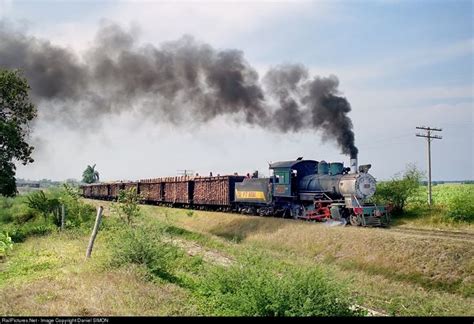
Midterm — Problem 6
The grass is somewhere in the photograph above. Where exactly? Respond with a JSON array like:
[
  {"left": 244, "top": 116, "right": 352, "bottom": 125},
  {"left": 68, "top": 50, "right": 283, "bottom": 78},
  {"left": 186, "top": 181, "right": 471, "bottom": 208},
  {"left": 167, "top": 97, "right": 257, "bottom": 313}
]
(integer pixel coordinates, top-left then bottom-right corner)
[
  {"left": 100, "top": 215, "right": 360, "bottom": 316},
  {"left": 1, "top": 195, "right": 473, "bottom": 316},
  {"left": 123, "top": 202, "right": 473, "bottom": 315},
  {"left": 1, "top": 206, "right": 361, "bottom": 316},
  {"left": 0, "top": 229, "right": 196, "bottom": 316}
]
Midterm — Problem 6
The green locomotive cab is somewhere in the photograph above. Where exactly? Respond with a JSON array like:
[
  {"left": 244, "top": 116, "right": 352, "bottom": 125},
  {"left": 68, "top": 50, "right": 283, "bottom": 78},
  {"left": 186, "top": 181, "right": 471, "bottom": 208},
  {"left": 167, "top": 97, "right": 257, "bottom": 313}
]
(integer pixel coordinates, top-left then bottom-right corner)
[{"left": 269, "top": 159, "right": 319, "bottom": 199}]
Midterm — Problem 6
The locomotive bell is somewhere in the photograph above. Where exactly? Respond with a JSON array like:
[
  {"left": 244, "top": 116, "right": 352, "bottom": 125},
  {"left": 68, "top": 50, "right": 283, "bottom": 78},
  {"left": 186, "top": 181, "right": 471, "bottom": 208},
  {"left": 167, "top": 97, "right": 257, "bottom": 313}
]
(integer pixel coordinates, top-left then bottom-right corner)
[{"left": 358, "top": 164, "right": 372, "bottom": 173}]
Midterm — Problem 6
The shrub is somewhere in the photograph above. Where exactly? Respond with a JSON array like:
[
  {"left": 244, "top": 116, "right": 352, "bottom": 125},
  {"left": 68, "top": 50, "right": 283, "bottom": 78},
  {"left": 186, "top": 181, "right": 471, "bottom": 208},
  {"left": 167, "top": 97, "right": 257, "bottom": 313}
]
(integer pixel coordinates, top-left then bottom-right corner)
[
  {"left": 108, "top": 225, "right": 182, "bottom": 282},
  {"left": 111, "top": 187, "right": 143, "bottom": 225},
  {"left": 373, "top": 164, "right": 424, "bottom": 214},
  {"left": 11, "top": 204, "right": 38, "bottom": 224},
  {"left": 63, "top": 201, "right": 95, "bottom": 228},
  {"left": 0, "top": 232, "right": 13, "bottom": 259},
  {"left": 0, "top": 196, "right": 14, "bottom": 209},
  {"left": 26, "top": 190, "right": 60, "bottom": 222},
  {"left": 45, "top": 185, "right": 95, "bottom": 228},
  {"left": 0, "top": 196, "right": 19, "bottom": 223},
  {"left": 8, "top": 222, "right": 56, "bottom": 243},
  {"left": 0, "top": 208, "right": 13, "bottom": 223},
  {"left": 196, "top": 255, "right": 362, "bottom": 316}
]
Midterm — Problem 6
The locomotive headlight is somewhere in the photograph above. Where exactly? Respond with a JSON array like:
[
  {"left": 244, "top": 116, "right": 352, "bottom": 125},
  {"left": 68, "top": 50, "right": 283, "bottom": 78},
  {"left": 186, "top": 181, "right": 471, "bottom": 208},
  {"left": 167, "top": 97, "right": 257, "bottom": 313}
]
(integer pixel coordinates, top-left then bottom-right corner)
[{"left": 355, "top": 174, "right": 377, "bottom": 199}]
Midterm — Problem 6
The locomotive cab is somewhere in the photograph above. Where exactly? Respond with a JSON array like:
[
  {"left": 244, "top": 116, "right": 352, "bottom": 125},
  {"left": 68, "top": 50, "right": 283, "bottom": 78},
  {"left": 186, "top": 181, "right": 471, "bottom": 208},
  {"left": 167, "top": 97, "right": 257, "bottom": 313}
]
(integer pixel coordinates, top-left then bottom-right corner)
[{"left": 269, "top": 159, "right": 319, "bottom": 199}]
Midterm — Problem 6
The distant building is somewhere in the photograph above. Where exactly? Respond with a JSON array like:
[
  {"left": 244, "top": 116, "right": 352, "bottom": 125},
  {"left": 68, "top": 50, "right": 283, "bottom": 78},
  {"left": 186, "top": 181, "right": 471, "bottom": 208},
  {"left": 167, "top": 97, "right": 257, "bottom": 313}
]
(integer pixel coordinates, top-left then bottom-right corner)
[{"left": 16, "top": 182, "right": 40, "bottom": 188}]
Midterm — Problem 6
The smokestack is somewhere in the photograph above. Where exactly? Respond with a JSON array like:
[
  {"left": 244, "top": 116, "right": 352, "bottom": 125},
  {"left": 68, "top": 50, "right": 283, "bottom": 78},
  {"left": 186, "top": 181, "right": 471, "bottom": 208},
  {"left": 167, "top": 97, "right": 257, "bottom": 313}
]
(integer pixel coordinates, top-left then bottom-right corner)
[{"left": 350, "top": 156, "right": 358, "bottom": 174}]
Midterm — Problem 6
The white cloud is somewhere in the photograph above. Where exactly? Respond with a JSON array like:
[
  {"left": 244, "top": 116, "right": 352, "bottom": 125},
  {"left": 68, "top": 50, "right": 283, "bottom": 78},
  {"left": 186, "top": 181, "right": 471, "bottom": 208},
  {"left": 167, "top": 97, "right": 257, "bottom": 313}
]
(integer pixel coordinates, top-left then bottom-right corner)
[
  {"left": 319, "top": 38, "right": 474, "bottom": 82},
  {"left": 345, "top": 84, "right": 473, "bottom": 112},
  {"left": 109, "top": 1, "right": 318, "bottom": 46},
  {"left": 24, "top": 1, "right": 320, "bottom": 52},
  {"left": 0, "top": 0, "right": 12, "bottom": 17}
]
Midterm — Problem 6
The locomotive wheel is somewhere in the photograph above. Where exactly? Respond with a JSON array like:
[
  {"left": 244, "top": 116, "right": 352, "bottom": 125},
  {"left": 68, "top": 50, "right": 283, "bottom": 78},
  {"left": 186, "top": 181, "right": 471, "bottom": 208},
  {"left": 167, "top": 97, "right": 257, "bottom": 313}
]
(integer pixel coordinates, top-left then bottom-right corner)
[{"left": 350, "top": 215, "right": 362, "bottom": 226}]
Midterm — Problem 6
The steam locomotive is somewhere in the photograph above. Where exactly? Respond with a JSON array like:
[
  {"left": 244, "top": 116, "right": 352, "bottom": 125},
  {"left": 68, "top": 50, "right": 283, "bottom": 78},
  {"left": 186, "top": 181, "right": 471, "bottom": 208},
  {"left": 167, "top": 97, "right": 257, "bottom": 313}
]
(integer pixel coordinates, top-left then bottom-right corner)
[{"left": 82, "top": 157, "right": 391, "bottom": 227}]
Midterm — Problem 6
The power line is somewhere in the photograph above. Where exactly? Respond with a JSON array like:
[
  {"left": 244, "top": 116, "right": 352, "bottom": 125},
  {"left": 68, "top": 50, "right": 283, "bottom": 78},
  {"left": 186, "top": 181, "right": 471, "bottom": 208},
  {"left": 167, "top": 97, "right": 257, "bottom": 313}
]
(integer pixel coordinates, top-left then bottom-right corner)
[{"left": 416, "top": 126, "right": 443, "bottom": 206}]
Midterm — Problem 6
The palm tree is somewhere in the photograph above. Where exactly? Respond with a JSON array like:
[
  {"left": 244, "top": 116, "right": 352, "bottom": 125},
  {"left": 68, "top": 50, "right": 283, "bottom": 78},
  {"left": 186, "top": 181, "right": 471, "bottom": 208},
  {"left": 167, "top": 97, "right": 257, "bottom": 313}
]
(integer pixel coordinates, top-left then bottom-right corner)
[{"left": 82, "top": 164, "right": 100, "bottom": 184}]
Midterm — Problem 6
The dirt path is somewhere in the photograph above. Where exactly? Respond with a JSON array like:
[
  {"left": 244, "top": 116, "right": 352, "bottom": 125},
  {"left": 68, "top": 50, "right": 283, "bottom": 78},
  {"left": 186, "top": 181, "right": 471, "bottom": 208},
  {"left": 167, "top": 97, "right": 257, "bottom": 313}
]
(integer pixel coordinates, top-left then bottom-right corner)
[{"left": 164, "top": 237, "right": 234, "bottom": 267}]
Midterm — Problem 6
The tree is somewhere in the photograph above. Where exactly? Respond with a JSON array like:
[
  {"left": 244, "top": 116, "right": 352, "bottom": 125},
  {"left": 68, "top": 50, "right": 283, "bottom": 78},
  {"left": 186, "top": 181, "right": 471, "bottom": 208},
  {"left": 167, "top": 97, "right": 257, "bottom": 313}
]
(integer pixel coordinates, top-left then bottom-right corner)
[
  {"left": 374, "top": 164, "right": 424, "bottom": 214},
  {"left": 111, "top": 187, "right": 143, "bottom": 226},
  {"left": 0, "top": 69, "right": 37, "bottom": 196},
  {"left": 82, "top": 164, "right": 100, "bottom": 184}
]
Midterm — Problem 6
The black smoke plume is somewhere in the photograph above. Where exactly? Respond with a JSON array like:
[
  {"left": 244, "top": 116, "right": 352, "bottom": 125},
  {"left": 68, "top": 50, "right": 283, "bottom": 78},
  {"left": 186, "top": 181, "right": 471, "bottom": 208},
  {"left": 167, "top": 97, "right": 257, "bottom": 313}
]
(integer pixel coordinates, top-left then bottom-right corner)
[{"left": 0, "top": 22, "right": 358, "bottom": 157}]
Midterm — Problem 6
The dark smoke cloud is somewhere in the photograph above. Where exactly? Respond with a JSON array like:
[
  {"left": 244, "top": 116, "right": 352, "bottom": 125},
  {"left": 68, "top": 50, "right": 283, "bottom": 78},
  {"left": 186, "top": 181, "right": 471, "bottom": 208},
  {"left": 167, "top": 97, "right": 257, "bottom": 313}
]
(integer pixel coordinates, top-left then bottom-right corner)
[
  {"left": 0, "top": 22, "right": 357, "bottom": 157},
  {"left": 263, "top": 64, "right": 357, "bottom": 157}
]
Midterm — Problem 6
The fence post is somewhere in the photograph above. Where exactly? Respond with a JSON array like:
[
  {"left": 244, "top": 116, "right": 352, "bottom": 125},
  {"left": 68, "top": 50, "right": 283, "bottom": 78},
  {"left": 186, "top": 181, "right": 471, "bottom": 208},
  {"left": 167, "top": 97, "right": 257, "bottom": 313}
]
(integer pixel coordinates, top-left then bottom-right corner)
[
  {"left": 61, "top": 204, "right": 65, "bottom": 231},
  {"left": 85, "top": 206, "right": 103, "bottom": 259}
]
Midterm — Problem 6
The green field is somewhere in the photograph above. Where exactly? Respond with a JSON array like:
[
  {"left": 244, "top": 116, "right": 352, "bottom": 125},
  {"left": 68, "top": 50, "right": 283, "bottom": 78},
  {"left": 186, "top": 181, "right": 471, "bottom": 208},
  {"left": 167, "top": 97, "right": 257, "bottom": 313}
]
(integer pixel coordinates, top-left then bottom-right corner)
[
  {"left": 396, "top": 184, "right": 474, "bottom": 228},
  {"left": 0, "top": 185, "right": 473, "bottom": 316}
]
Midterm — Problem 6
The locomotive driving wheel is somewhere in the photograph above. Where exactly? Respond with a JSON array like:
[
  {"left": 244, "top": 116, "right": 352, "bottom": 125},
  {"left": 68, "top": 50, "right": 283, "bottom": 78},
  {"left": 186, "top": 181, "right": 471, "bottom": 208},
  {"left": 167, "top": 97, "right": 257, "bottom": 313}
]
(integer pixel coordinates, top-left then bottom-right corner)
[{"left": 350, "top": 215, "right": 362, "bottom": 226}]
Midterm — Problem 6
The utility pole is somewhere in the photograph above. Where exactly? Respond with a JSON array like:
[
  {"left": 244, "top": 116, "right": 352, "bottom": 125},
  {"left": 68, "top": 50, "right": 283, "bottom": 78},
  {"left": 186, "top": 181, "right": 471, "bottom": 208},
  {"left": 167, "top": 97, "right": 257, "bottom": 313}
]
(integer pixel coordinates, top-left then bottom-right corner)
[{"left": 416, "top": 126, "right": 442, "bottom": 206}]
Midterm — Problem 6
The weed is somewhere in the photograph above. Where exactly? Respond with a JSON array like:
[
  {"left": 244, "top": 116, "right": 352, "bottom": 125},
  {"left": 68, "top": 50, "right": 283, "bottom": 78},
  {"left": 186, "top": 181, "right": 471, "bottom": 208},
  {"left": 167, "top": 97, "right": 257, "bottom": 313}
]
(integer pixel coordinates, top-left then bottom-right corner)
[
  {"left": 107, "top": 224, "right": 183, "bottom": 284},
  {"left": 195, "top": 254, "right": 362, "bottom": 316},
  {"left": 110, "top": 187, "right": 143, "bottom": 226},
  {"left": 0, "top": 232, "right": 13, "bottom": 259},
  {"left": 4, "top": 221, "right": 57, "bottom": 243}
]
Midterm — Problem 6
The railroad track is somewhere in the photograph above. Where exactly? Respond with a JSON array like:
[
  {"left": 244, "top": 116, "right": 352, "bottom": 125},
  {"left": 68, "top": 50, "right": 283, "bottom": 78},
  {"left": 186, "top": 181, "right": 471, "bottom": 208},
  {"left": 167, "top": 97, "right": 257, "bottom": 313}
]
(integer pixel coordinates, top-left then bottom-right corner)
[{"left": 389, "top": 227, "right": 474, "bottom": 242}]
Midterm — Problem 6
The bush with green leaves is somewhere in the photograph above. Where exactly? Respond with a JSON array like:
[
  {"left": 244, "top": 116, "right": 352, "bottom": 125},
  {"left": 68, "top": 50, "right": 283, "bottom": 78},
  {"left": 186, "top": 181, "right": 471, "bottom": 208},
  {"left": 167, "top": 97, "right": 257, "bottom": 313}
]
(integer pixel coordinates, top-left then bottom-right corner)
[
  {"left": 0, "top": 195, "right": 36, "bottom": 224},
  {"left": 0, "top": 232, "right": 13, "bottom": 259},
  {"left": 111, "top": 187, "right": 143, "bottom": 225},
  {"left": 373, "top": 164, "right": 424, "bottom": 214},
  {"left": 0, "top": 196, "right": 14, "bottom": 210},
  {"left": 107, "top": 224, "right": 182, "bottom": 282},
  {"left": 55, "top": 184, "right": 95, "bottom": 227},
  {"left": 6, "top": 222, "right": 56, "bottom": 243},
  {"left": 0, "top": 206, "right": 13, "bottom": 223},
  {"left": 10, "top": 203, "right": 38, "bottom": 224},
  {"left": 26, "top": 190, "right": 60, "bottom": 222},
  {"left": 1, "top": 186, "right": 95, "bottom": 233},
  {"left": 195, "top": 255, "right": 362, "bottom": 316},
  {"left": 23, "top": 185, "right": 95, "bottom": 228}
]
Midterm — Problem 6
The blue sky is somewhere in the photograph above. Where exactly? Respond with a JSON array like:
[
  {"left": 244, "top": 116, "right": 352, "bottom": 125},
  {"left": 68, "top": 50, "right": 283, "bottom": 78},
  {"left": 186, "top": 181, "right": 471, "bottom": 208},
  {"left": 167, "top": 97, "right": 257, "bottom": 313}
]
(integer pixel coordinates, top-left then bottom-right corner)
[{"left": 1, "top": 0, "right": 473, "bottom": 181}]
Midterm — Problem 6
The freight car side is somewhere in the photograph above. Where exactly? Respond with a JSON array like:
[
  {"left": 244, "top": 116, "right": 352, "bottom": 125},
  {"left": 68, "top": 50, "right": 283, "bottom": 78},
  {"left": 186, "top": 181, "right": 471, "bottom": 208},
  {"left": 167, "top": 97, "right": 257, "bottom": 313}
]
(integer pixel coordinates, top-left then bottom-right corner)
[
  {"left": 109, "top": 182, "right": 124, "bottom": 200},
  {"left": 139, "top": 179, "right": 164, "bottom": 203},
  {"left": 124, "top": 182, "right": 138, "bottom": 193},
  {"left": 82, "top": 185, "right": 92, "bottom": 198},
  {"left": 194, "top": 175, "right": 245, "bottom": 207},
  {"left": 162, "top": 176, "right": 194, "bottom": 205}
]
